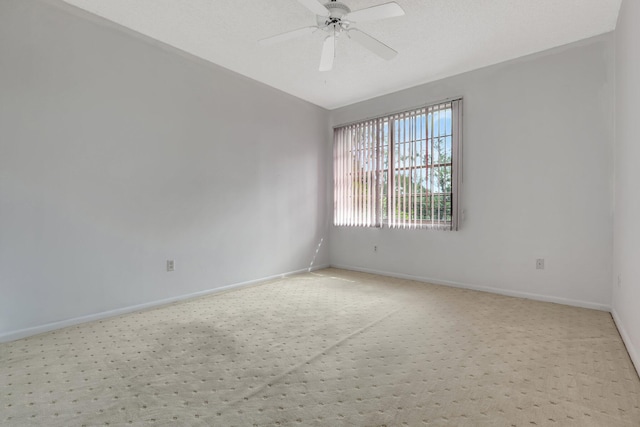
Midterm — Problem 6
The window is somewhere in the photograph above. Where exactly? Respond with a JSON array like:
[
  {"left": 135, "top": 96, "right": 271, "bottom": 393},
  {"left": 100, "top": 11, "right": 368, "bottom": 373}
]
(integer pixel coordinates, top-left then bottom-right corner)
[{"left": 333, "top": 98, "right": 462, "bottom": 230}]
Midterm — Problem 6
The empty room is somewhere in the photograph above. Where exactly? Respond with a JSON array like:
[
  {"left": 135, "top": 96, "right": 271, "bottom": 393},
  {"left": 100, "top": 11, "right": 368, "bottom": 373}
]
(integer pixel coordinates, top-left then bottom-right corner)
[{"left": 1, "top": 0, "right": 639, "bottom": 425}]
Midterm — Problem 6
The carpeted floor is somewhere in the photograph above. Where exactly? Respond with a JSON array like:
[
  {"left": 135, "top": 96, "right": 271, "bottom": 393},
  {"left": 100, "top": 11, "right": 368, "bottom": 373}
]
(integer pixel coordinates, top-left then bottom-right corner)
[{"left": 1, "top": 268, "right": 639, "bottom": 426}]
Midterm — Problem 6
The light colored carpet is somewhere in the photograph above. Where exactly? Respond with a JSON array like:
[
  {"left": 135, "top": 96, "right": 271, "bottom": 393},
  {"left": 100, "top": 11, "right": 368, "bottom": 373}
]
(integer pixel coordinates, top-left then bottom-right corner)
[{"left": 1, "top": 268, "right": 639, "bottom": 426}]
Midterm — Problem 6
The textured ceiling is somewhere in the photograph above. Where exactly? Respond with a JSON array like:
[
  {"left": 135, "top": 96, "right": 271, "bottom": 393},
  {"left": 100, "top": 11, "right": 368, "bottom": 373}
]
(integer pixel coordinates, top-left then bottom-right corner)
[{"left": 60, "top": 0, "right": 622, "bottom": 109}]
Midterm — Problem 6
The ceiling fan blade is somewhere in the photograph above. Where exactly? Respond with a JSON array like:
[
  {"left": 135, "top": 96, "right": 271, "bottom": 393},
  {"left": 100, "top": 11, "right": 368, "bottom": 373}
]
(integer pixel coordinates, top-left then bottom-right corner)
[
  {"left": 297, "top": 0, "right": 330, "bottom": 17},
  {"left": 345, "top": 2, "right": 405, "bottom": 22},
  {"left": 348, "top": 29, "right": 397, "bottom": 60},
  {"left": 319, "top": 35, "right": 335, "bottom": 72},
  {"left": 259, "top": 26, "right": 318, "bottom": 45}
]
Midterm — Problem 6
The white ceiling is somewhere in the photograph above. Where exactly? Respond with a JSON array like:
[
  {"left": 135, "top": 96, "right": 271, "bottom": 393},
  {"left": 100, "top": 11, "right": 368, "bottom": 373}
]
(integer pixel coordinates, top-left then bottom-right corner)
[{"left": 61, "top": 0, "right": 621, "bottom": 110}]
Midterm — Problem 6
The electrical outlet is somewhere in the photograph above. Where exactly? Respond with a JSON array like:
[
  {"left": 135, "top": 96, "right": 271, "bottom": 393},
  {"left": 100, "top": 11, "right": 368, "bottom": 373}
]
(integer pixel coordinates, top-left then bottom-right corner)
[
  {"left": 536, "top": 258, "right": 544, "bottom": 270},
  {"left": 374, "top": 245, "right": 378, "bottom": 252},
  {"left": 167, "top": 260, "right": 175, "bottom": 272}
]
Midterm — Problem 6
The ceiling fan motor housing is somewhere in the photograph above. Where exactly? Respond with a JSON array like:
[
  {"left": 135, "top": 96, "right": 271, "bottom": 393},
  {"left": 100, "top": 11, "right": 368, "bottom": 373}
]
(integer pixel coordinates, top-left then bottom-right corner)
[{"left": 318, "top": 2, "right": 351, "bottom": 31}]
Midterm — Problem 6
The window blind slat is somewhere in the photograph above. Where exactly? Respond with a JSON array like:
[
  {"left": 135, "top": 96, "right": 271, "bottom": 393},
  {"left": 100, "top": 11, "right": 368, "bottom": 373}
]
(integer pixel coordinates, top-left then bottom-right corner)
[
  {"left": 436, "top": 105, "right": 441, "bottom": 225},
  {"left": 402, "top": 114, "right": 407, "bottom": 229},
  {"left": 429, "top": 106, "right": 435, "bottom": 227},
  {"left": 335, "top": 128, "right": 341, "bottom": 225},
  {"left": 374, "top": 119, "right": 381, "bottom": 226},
  {"left": 398, "top": 114, "right": 403, "bottom": 229},
  {"left": 389, "top": 119, "right": 395, "bottom": 226},
  {"left": 367, "top": 121, "right": 376, "bottom": 227},
  {"left": 451, "top": 99, "right": 461, "bottom": 230},
  {"left": 413, "top": 113, "right": 418, "bottom": 227},
  {"left": 353, "top": 125, "right": 360, "bottom": 226},
  {"left": 348, "top": 128, "right": 354, "bottom": 226}
]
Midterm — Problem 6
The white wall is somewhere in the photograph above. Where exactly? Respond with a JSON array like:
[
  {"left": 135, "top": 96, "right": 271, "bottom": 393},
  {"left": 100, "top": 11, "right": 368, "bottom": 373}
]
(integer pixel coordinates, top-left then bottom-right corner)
[
  {"left": 613, "top": 0, "right": 640, "bottom": 372},
  {"left": 330, "top": 35, "right": 615, "bottom": 310},
  {"left": 0, "top": 0, "right": 330, "bottom": 339},
  {"left": 0, "top": 0, "right": 623, "bottom": 344}
]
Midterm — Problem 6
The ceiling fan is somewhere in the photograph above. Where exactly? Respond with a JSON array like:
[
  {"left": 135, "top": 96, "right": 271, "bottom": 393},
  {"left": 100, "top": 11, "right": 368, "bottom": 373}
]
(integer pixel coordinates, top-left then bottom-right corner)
[{"left": 259, "top": 0, "right": 405, "bottom": 72}]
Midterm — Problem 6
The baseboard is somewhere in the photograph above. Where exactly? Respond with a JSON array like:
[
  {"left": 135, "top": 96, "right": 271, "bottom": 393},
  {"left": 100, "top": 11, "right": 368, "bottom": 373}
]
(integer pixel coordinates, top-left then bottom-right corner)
[
  {"left": 611, "top": 309, "right": 640, "bottom": 377},
  {"left": 0, "top": 264, "right": 330, "bottom": 343},
  {"left": 330, "top": 264, "right": 611, "bottom": 312}
]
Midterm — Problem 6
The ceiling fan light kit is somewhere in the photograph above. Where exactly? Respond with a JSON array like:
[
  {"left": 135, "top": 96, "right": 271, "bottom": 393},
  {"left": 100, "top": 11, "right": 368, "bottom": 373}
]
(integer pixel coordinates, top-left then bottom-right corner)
[{"left": 260, "top": 0, "right": 405, "bottom": 71}]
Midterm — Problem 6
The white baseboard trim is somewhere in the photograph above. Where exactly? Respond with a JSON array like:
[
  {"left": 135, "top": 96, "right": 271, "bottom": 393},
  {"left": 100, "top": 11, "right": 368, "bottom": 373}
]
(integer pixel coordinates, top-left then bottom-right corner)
[
  {"left": 611, "top": 309, "right": 640, "bottom": 377},
  {"left": 330, "top": 264, "right": 611, "bottom": 312},
  {"left": 0, "top": 264, "right": 329, "bottom": 343}
]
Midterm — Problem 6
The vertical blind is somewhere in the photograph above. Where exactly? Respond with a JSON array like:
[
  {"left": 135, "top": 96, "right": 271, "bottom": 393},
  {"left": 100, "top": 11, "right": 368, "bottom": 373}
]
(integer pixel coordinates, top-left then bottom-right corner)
[{"left": 334, "top": 98, "right": 462, "bottom": 230}]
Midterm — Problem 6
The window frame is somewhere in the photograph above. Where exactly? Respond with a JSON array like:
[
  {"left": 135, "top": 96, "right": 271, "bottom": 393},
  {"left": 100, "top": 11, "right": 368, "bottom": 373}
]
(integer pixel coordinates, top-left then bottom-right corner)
[{"left": 333, "top": 98, "right": 463, "bottom": 230}]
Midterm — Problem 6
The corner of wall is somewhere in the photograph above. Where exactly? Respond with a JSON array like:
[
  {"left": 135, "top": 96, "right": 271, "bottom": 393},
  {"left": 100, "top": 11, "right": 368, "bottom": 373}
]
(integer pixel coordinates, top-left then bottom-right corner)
[{"left": 612, "top": 309, "right": 640, "bottom": 377}]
